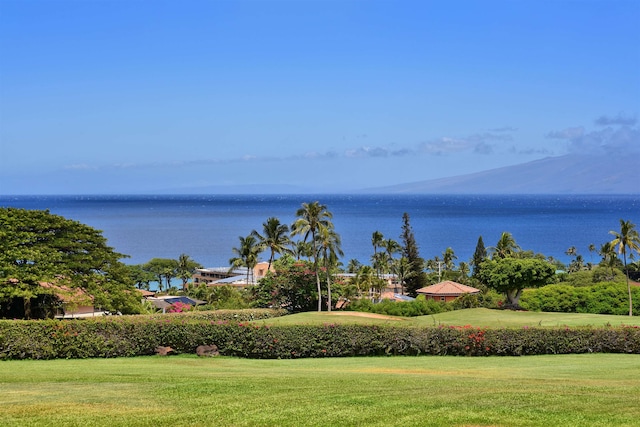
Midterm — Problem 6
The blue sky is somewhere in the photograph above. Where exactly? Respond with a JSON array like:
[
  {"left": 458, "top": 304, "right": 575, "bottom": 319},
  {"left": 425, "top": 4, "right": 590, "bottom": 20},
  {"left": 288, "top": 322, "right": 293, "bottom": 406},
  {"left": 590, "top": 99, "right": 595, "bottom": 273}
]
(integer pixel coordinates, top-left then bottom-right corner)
[{"left": 1, "top": 0, "right": 638, "bottom": 194}]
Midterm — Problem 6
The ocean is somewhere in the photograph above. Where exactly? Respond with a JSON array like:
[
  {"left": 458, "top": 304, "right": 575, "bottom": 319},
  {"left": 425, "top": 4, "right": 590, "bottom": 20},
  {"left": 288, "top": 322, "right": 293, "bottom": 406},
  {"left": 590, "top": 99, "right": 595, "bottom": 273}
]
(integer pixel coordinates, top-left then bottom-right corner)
[{"left": 1, "top": 194, "right": 638, "bottom": 268}]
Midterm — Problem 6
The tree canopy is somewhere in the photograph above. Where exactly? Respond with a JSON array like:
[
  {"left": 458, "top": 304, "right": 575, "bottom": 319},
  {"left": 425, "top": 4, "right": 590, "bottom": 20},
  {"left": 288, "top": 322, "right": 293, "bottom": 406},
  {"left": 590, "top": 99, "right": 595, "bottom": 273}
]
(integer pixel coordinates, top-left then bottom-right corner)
[
  {"left": 0, "top": 208, "right": 142, "bottom": 318},
  {"left": 478, "top": 257, "right": 556, "bottom": 308}
]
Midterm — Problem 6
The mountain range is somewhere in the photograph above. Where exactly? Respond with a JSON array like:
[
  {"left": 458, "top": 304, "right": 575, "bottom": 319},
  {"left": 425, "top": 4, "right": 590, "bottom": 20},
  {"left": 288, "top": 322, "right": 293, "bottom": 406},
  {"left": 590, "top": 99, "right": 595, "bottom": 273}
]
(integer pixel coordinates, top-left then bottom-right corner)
[{"left": 362, "top": 154, "right": 638, "bottom": 194}]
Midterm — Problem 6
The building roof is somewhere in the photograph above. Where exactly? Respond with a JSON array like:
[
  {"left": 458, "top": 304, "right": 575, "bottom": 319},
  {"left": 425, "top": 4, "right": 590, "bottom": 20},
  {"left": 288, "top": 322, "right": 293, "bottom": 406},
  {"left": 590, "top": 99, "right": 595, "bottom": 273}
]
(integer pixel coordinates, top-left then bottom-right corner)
[{"left": 416, "top": 281, "right": 480, "bottom": 296}]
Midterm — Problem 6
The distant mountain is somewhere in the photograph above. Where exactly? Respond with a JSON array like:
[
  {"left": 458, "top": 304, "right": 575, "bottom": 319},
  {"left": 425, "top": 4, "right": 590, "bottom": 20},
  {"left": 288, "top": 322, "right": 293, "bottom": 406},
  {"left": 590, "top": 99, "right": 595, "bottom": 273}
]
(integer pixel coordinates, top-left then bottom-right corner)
[{"left": 362, "top": 154, "right": 639, "bottom": 194}]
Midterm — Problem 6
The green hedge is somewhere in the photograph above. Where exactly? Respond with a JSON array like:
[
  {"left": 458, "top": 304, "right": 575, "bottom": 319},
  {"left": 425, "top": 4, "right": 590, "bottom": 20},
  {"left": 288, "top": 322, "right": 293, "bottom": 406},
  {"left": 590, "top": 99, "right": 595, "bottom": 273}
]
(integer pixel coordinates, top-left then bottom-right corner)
[
  {"left": 1, "top": 317, "right": 638, "bottom": 360},
  {"left": 521, "top": 282, "right": 640, "bottom": 315}
]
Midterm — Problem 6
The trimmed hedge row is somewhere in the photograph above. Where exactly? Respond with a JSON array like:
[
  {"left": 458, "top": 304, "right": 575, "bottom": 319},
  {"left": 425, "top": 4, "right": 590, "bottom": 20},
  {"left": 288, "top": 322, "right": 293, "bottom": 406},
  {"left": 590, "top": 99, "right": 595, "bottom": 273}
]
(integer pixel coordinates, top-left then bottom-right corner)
[
  {"left": 1, "top": 317, "right": 639, "bottom": 360},
  {"left": 146, "top": 308, "right": 288, "bottom": 322}
]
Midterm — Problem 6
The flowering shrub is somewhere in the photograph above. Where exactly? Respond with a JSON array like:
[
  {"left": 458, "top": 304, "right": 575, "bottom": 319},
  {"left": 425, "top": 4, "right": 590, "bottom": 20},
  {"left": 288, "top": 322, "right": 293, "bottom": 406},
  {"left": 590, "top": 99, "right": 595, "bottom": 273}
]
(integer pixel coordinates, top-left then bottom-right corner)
[{"left": 167, "top": 302, "right": 192, "bottom": 313}]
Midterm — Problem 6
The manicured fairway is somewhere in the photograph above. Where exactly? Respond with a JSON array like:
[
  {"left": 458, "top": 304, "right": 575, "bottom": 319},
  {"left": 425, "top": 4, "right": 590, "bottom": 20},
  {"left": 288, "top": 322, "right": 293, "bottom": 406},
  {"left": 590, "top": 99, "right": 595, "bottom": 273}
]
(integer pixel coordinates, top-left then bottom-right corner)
[
  {"left": 256, "top": 308, "right": 640, "bottom": 328},
  {"left": 1, "top": 354, "right": 639, "bottom": 426}
]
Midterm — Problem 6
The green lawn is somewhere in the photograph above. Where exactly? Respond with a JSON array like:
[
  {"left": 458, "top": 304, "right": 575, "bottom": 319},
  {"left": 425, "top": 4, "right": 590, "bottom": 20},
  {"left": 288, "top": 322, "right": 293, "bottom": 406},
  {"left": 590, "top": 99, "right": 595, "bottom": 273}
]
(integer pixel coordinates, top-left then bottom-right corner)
[
  {"left": 255, "top": 308, "right": 640, "bottom": 328},
  {"left": 1, "top": 354, "right": 639, "bottom": 426}
]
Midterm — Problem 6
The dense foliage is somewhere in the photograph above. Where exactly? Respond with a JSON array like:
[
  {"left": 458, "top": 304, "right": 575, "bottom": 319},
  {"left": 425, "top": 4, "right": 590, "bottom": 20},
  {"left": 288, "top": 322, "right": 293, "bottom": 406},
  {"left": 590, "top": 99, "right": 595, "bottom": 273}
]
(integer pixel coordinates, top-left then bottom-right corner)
[
  {"left": 400, "top": 213, "right": 428, "bottom": 296},
  {"left": 0, "top": 208, "right": 142, "bottom": 318},
  {"left": 1, "top": 315, "right": 638, "bottom": 360},
  {"left": 478, "top": 257, "right": 556, "bottom": 308},
  {"left": 521, "top": 282, "right": 640, "bottom": 316},
  {"left": 251, "top": 258, "right": 319, "bottom": 312}
]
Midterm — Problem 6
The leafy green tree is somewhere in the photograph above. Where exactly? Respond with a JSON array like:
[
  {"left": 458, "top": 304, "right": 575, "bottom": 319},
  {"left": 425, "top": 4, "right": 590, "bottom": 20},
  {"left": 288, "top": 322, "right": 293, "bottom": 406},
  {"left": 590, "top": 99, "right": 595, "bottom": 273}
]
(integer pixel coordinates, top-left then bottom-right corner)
[
  {"left": 126, "top": 264, "right": 156, "bottom": 290},
  {"left": 176, "top": 254, "right": 202, "bottom": 290},
  {"left": 251, "top": 257, "right": 317, "bottom": 312},
  {"left": 251, "top": 217, "right": 292, "bottom": 270},
  {"left": 292, "top": 201, "right": 333, "bottom": 311},
  {"left": 400, "top": 212, "right": 427, "bottom": 297},
  {"left": 143, "top": 258, "right": 179, "bottom": 292},
  {"left": 229, "top": 234, "right": 260, "bottom": 285},
  {"left": 0, "top": 208, "right": 141, "bottom": 318},
  {"left": 609, "top": 219, "right": 640, "bottom": 316},
  {"left": 478, "top": 257, "right": 556, "bottom": 309}
]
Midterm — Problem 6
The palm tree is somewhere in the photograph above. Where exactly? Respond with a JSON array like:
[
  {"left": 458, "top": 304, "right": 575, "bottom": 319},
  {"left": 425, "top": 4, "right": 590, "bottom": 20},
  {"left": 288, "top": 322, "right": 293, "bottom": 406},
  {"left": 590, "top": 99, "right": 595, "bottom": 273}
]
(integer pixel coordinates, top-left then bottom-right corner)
[
  {"left": 251, "top": 217, "right": 292, "bottom": 270},
  {"left": 599, "top": 241, "right": 619, "bottom": 280},
  {"left": 588, "top": 243, "right": 596, "bottom": 265},
  {"left": 609, "top": 219, "right": 640, "bottom": 316},
  {"left": 353, "top": 265, "right": 376, "bottom": 299},
  {"left": 382, "top": 238, "right": 401, "bottom": 275},
  {"left": 442, "top": 247, "right": 457, "bottom": 270},
  {"left": 176, "top": 253, "right": 202, "bottom": 291},
  {"left": 346, "top": 258, "right": 362, "bottom": 274},
  {"left": 292, "top": 201, "right": 333, "bottom": 311},
  {"left": 291, "top": 240, "right": 313, "bottom": 261},
  {"left": 371, "top": 231, "right": 384, "bottom": 277},
  {"left": 229, "top": 234, "right": 260, "bottom": 285},
  {"left": 458, "top": 261, "right": 470, "bottom": 283},
  {"left": 316, "top": 224, "right": 343, "bottom": 311},
  {"left": 490, "top": 232, "right": 521, "bottom": 259}
]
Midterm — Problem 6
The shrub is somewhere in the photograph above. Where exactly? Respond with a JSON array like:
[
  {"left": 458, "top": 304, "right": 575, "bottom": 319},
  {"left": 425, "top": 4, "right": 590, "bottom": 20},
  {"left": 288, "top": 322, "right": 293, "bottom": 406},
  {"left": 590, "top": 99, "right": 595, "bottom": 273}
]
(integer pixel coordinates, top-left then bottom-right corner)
[
  {"left": 1, "top": 315, "right": 638, "bottom": 360},
  {"left": 521, "top": 282, "right": 639, "bottom": 315},
  {"left": 347, "top": 295, "right": 452, "bottom": 317}
]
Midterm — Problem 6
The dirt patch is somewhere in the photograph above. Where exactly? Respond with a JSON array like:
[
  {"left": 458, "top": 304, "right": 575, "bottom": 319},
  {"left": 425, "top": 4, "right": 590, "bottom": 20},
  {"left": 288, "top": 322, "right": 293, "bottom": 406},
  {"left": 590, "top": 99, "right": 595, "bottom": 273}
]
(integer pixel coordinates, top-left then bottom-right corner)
[{"left": 319, "top": 312, "right": 404, "bottom": 321}]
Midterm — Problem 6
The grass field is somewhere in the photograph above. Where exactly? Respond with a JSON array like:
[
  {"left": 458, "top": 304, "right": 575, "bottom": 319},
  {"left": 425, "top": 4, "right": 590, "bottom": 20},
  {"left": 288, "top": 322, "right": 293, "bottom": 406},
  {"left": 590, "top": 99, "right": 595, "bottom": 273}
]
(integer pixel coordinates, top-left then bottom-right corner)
[
  {"left": 1, "top": 354, "right": 639, "bottom": 426},
  {"left": 254, "top": 308, "right": 640, "bottom": 328}
]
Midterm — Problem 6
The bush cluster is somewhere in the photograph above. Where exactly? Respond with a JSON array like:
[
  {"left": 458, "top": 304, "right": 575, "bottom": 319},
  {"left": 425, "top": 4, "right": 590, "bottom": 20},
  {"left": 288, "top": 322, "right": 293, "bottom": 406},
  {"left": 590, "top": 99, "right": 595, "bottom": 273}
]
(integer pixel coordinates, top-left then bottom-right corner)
[
  {"left": 521, "top": 283, "right": 639, "bottom": 315},
  {"left": 1, "top": 315, "right": 638, "bottom": 360},
  {"left": 348, "top": 296, "right": 452, "bottom": 317},
  {"left": 348, "top": 292, "right": 503, "bottom": 317}
]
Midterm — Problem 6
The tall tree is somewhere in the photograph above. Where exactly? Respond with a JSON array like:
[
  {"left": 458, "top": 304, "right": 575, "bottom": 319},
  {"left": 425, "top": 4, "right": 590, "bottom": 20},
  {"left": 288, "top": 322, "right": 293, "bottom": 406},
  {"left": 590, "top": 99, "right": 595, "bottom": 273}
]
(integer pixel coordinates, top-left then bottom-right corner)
[
  {"left": 609, "top": 219, "right": 640, "bottom": 316},
  {"left": 442, "top": 247, "right": 457, "bottom": 271},
  {"left": 382, "top": 238, "right": 401, "bottom": 275},
  {"left": 229, "top": 235, "right": 260, "bottom": 285},
  {"left": 291, "top": 240, "right": 313, "bottom": 261},
  {"left": 252, "top": 217, "right": 292, "bottom": 270},
  {"left": 490, "top": 232, "right": 521, "bottom": 259},
  {"left": 598, "top": 241, "right": 620, "bottom": 280},
  {"left": 0, "top": 208, "right": 141, "bottom": 318},
  {"left": 292, "top": 201, "right": 333, "bottom": 311},
  {"left": 471, "top": 235, "right": 487, "bottom": 278},
  {"left": 143, "top": 258, "right": 178, "bottom": 292},
  {"left": 176, "top": 254, "right": 202, "bottom": 290},
  {"left": 371, "top": 231, "right": 384, "bottom": 277},
  {"left": 400, "top": 212, "right": 427, "bottom": 297},
  {"left": 346, "top": 258, "right": 362, "bottom": 274},
  {"left": 316, "top": 224, "right": 343, "bottom": 311}
]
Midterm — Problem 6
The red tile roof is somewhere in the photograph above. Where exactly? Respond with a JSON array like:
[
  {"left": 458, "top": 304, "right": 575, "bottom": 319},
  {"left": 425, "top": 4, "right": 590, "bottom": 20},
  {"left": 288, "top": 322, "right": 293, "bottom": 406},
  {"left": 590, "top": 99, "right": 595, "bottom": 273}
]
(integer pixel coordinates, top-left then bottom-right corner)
[{"left": 416, "top": 281, "right": 480, "bottom": 296}]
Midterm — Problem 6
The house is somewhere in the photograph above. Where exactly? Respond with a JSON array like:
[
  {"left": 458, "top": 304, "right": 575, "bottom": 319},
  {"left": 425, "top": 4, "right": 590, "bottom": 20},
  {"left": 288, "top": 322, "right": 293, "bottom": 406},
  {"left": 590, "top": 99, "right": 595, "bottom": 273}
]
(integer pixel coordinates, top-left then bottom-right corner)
[
  {"left": 144, "top": 295, "right": 207, "bottom": 313},
  {"left": 415, "top": 281, "right": 480, "bottom": 302},
  {"left": 39, "top": 282, "right": 108, "bottom": 318},
  {"left": 192, "top": 261, "right": 274, "bottom": 287}
]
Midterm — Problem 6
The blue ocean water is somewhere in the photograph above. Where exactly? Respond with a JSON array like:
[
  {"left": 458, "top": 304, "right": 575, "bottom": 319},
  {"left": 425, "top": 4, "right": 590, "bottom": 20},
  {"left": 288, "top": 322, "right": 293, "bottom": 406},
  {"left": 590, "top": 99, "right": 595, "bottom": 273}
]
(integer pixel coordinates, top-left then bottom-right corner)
[{"left": 1, "top": 194, "right": 638, "bottom": 268}]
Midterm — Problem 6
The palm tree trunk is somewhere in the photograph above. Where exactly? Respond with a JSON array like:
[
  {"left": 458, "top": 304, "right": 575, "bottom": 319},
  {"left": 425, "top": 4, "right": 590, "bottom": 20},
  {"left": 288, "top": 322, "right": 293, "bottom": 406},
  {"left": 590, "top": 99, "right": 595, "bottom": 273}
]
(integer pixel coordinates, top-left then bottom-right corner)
[{"left": 624, "top": 252, "right": 633, "bottom": 316}]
